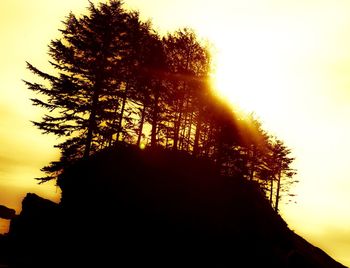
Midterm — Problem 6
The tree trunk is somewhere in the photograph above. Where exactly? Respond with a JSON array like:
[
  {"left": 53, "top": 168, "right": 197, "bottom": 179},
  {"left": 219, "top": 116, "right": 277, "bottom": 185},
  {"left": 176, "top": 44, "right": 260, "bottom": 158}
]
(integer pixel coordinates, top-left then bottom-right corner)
[
  {"left": 249, "top": 147, "right": 256, "bottom": 181},
  {"left": 204, "top": 124, "right": 212, "bottom": 157},
  {"left": 173, "top": 81, "right": 187, "bottom": 150},
  {"left": 83, "top": 89, "right": 99, "bottom": 159},
  {"left": 173, "top": 104, "right": 183, "bottom": 150},
  {"left": 274, "top": 167, "right": 282, "bottom": 211},
  {"left": 186, "top": 111, "right": 194, "bottom": 151},
  {"left": 116, "top": 82, "right": 129, "bottom": 142},
  {"left": 269, "top": 176, "right": 274, "bottom": 204},
  {"left": 108, "top": 102, "right": 120, "bottom": 147},
  {"left": 179, "top": 114, "right": 187, "bottom": 151},
  {"left": 151, "top": 85, "right": 160, "bottom": 148},
  {"left": 136, "top": 104, "right": 147, "bottom": 147},
  {"left": 193, "top": 113, "right": 202, "bottom": 156}
]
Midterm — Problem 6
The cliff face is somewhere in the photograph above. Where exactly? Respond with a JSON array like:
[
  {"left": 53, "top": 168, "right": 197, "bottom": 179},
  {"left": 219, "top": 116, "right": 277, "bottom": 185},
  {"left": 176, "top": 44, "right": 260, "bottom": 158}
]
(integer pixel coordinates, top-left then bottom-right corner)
[{"left": 6, "top": 145, "right": 347, "bottom": 268}]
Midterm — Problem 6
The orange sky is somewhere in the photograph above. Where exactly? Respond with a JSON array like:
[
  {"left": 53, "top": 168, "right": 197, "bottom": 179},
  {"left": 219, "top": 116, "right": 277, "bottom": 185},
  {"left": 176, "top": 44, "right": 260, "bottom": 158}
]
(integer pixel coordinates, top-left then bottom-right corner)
[{"left": 0, "top": 0, "right": 349, "bottom": 265}]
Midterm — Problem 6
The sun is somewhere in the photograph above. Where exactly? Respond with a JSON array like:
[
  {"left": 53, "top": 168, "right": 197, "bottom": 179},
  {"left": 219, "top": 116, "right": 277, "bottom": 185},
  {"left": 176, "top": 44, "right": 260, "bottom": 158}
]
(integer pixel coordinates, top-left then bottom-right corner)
[{"left": 210, "top": 26, "right": 296, "bottom": 124}]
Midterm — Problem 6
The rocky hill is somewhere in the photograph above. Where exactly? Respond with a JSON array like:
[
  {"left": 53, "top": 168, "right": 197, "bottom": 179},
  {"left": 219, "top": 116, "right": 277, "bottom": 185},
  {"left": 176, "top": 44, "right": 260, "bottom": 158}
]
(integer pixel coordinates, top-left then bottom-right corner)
[{"left": 3, "top": 144, "right": 347, "bottom": 267}]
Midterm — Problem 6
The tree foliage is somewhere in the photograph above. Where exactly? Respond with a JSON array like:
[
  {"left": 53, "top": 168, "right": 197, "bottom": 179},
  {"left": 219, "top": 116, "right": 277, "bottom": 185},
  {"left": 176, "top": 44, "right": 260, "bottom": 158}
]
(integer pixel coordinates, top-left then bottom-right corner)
[{"left": 25, "top": 0, "right": 297, "bottom": 209}]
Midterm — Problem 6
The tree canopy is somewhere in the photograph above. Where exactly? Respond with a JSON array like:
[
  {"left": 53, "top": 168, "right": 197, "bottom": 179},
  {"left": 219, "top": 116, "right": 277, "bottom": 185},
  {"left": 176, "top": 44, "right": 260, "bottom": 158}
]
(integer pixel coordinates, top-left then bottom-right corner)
[{"left": 24, "top": 0, "right": 297, "bottom": 211}]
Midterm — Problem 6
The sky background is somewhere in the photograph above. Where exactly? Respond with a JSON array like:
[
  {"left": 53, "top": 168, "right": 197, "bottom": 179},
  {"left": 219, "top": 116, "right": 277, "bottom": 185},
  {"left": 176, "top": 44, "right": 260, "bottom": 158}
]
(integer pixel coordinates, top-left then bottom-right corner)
[{"left": 0, "top": 0, "right": 350, "bottom": 266}]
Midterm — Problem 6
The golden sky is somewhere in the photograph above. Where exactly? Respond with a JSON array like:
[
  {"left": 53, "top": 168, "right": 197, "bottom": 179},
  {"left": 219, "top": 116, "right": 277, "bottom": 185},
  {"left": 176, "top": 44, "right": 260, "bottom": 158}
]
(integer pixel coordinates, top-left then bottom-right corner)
[{"left": 0, "top": 0, "right": 350, "bottom": 265}]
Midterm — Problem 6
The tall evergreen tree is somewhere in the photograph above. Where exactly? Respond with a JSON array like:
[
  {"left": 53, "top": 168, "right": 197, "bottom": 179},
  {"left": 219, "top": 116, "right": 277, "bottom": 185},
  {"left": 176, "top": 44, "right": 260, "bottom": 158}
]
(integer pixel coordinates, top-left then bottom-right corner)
[
  {"left": 24, "top": 1, "right": 135, "bottom": 182},
  {"left": 269, "top": 139, "right": 297, "bottom": 211},
  {"left": 24, "top": 0, "right": 298, "bottom": 209},
  {"left": 163, "top": 28, "right": 210, "bottom": 151}
]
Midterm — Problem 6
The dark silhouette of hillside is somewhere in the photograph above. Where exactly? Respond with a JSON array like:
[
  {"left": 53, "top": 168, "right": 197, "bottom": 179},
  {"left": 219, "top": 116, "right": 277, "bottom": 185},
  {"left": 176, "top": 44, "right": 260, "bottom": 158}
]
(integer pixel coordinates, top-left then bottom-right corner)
[
  {"left": 3, "top": 144, "right": 346, "bottom": 268},
  {"left": 0, "top": 205, "right": 15, "bottom": 220},
  {"left": 15, "top": 1, "right": 346, "bottom": 267},
  {"left": 25, "top": 1, "right": 298, "bottom": 213}
]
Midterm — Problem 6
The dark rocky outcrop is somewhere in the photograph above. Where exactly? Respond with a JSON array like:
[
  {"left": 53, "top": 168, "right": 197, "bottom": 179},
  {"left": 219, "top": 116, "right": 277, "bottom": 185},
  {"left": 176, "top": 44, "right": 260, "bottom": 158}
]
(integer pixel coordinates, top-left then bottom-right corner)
[
  {"left": 0, "top": 205, "right": 15, "bottom": 220},
  {"left": 5, "top": 145, "right": 347, "bottom": 267},
  {"left": 0, "top": 234, "right": 10, "bottom": 266},
  {"left": 0, "top": 206, "right": 15, "bottom": 266},
  {"left": 7, "top": 194, "right": 62, "bottom": 267}
]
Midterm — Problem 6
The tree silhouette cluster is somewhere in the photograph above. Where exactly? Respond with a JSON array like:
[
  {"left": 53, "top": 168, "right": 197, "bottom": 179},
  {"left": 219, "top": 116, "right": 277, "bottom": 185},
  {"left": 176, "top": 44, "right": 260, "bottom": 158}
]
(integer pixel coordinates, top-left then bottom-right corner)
[{"left": 24, "top": 0, "right": 296, "bottom": 211}]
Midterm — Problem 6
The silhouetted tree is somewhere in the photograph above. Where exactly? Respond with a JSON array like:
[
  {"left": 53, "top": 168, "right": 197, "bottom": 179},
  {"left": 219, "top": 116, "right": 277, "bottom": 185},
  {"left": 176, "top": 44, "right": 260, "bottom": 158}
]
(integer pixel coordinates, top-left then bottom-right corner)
[
  {"left": 24, "top": 0, "right": 298, "bottom": 210},
  {"left": 255, "top": 137, "right": 297, "bottom": 211},
  {"left": 163, "top": 29, "right": 211, "bottom": 151},
  {"left": 24, "top": 1, "right": 140, "bottom": 181},
  {"left": 269, "top": 139, "right": 297, "bottom": 211}
]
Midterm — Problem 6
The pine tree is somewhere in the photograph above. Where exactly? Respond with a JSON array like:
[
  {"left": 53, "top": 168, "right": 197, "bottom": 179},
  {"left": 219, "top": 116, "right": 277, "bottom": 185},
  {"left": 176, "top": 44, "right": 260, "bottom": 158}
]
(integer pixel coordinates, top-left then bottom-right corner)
[
  {"left": 23, "top": 0, "right": 298, "bottom": 211},
  {"left": 24, "top": 1, "right": 136, "bottom": 182},
  {"left": 163, "top": 28, "right": 211, "bottom": 151},
  {"left": 269, "top": 139, "right": 297, "bottom": 211}
]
